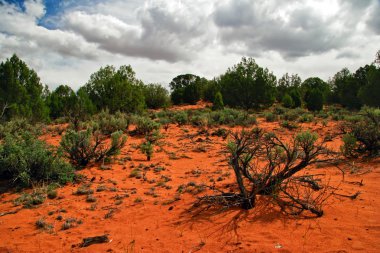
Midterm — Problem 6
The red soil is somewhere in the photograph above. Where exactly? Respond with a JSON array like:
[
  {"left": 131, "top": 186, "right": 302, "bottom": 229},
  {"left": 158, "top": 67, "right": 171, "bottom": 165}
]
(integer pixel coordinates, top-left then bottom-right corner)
[{"left": 0, "top": 108, "right": 379, "bottom": 253}]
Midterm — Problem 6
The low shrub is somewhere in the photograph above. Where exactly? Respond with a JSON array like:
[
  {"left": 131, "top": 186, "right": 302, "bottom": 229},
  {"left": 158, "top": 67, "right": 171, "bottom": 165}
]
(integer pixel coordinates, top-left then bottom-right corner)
[
  {"left": 0, "top": 132, "right": 75, "bottom": 187},
  {"left": 264, "top": 112, "right": 277, "bottom": 122},
  {"left": 281, "top": 120, "right": 298, "bottom": 130},
  {"left": 173, "top": 111, "right": 189, "bottom": 125},
  {"left": 92, "top": 110, "right": 129, "bottom": 135},
  {"left": 340, "top": 107, "right": 380, "bottom": 157},
  {"left": 298, "top": 113, "right": 314, "bottom": 123},
  {"left": 341, "top": 134, "right": 358, "bottom": 157},
  {"left": 14, "top": 188, "right": 46, "bottom": 208},
  {"left": 0, "top": 118, "right": 42, "bottom": 140},
  {"left": 140, "top": 141, "right": 154, "bottom": 161},
  {"left": 273, "top": 105, "right": 287, "bottom": 115},
  {"left": 60, "top": 129, "right": 127, "bottom": 167},
  {"left": 209, "top": 108, "right": 256, "bottom": 126},
  {"left": 132, "top": 116, "right": 161, "bottom": 136}
]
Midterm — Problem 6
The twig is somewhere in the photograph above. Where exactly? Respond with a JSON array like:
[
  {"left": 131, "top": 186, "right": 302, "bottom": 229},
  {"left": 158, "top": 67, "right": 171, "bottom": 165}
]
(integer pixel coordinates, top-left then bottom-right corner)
[{"left": 333, "top": 191, "right": 361, "bottom": 200}]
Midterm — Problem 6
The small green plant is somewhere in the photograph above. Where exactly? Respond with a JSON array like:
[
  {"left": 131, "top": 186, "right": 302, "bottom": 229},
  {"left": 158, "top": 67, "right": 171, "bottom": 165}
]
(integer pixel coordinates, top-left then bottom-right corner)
[
  {"left": 140, "top": 141, "right": 154, "bottom": 161},
  {"left": 75, "top": 185, "right": 94, "bottom": 195},
  {"left": 173, "top": 111, "right": 189, "bottom": 125},
  {"left": 129, "top": 168, "right": 142, "bottom": 178},
  {"left": 14, "top": 189, "right": 46, "bottom": 208},
  {"left": 61, "top": 218, "right": 80, "bottom": 230},
  {"left": 133, "top": 116, "right": 161, "bottom": 136},
  {"left": 134, "top": 197, "right": 143, "bottom": 203},
  {"left": 86, "top": 194, "right": 97, "bottom": 203},
  {"left": 92, "top": 110, "right": 129, "bottom": 135},
  {"left": 35, "top": 217, "right": 53, "bottom": 231},
  {"left": 281, "top": 120, "right": 298, "bottom": 130},
  {"left": 264, "top": 112, "right": 277, "bottom": 122},
  {"left": 298, "top": 113, "right": 314, "bottom": 123},
  {"left": 341, "top": 134, "right": 358, "bottom": 157}
]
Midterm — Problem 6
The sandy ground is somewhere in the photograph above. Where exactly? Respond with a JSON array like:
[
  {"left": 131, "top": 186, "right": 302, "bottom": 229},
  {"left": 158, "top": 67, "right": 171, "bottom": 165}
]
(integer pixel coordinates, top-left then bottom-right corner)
[{"left": 0, "top": 105, "right": 379, "bottom": 253}]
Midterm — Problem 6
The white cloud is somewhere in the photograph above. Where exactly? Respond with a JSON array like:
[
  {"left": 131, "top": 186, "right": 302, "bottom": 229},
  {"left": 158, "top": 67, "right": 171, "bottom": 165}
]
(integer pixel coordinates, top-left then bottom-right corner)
[{"left": 0, "top": 0, "right": 379, "bottom": 90}]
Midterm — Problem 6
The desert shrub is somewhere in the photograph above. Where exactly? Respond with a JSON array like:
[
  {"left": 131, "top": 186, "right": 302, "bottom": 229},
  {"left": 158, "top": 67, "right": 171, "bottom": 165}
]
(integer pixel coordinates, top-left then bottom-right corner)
[
  {"left": 158, "top": 117, "right": 171, "bottom": 131},
  {"left": 0, "top": 118, "right": 42, "bottom": 140},
  {"left": 140, "top": 141, "right": 154, "bottom": 161},
  {"left": 341, "top": 134, "right": 358, "bottom": 157},
  {"left": 132, "top": 116, "right": 161, "bottom": 136},
  {"left": 273, "top": 105, "right": 287, "bottom": 115},
  {"left": 281, "top": 120, "right": 298, "bottom": 130},
  {"left": 14, "top": 188, "right": 46, "bottom": 208},
  {"left": 282, "top": 109, "right": 299, "bottom": 121},
  {"left": 0, "top": 132, "right": 74, "bottom": 187},
  {"left": 193, "top": 129, "right": 335, "bottom": 217},
  {"left": 35, "top": 217, "right": 53, "bottom": 231},
  {"left": 190, "top": 113, "right": 209, "bottom": 128},
  {"left": 340, "top": 107, "right": 380, "bottom": 157},
  {"left": 209, "top": 108, "right": 256, "bottom": 126},
  {"left": 140, "top": 129, "right": 163, "bottom": 161},
  {"left": 264, "top": 112, "right": 277, "bottom": 122},
  {"left": 173, "top": 111, "right": 189, "bottom": 125},
  {"left": 298, "top": 113, "right": 314, "bottom": 123},
  {"left": 92, "top": 110, "right": 129, "bottom": 135},
  {"left": 282, "top": 94, "right": 294, "bottom": 108},
  {"left": 212, "top": 92, "right": 224, "bottom": 110},
  {"left": 211, "top": 128, "right": 230, "bottom": 139},
  {"left": 316, "top": 111, "right": 329, "bottom": 119},
  {"left": 60, "top": 129, "right": 127, "bottom": 167}
]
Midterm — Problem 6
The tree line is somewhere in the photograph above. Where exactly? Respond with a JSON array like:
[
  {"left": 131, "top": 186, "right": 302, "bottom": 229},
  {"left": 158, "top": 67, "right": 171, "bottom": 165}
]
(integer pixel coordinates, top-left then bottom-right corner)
[{"left": 1, "top": 52, "right": 379, "bottom": 122}]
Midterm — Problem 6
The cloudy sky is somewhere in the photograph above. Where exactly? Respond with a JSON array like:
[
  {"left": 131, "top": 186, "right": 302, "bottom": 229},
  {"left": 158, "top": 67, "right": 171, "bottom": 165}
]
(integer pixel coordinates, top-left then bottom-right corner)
[{"left": 0, "top": 0, "right": 379, "bottom": 90}]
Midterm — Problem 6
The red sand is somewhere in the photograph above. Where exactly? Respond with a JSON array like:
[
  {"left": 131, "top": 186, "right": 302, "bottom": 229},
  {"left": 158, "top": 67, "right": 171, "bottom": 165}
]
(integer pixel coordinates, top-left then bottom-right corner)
[{"left": 1, "top": 107, "right": 379, "bottom": 253}]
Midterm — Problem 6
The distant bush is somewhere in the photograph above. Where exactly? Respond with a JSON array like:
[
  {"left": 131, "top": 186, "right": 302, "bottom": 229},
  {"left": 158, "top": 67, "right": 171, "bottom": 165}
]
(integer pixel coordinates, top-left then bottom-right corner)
[
  {"left": 60, "top": 129, "right": 127, "bottom": 167},
  {"left": 0, "top": 132, "right": 74, "bottom": 187},
  {"left": 209, "top": 108, "right": 256, "bottom": 126},
  {"left": 264, "top": 112, "right": 277, "bottom": 122},
  {"left": 282, "top": 94, "right": 294, "bottom": 108},
  {"left": 298, "top": 113, "right": 314, "bottom": 123},
  {"left": 281, "top": 120, "right": 298, "bottom": 130},
  {"left": 140, "top": 141, "right": 154, "bottom": 161},
  {"left": 132, "top": 116, "right": 161, "bottom": 136},
  {"left": 273, "top": 105, "right": 287, "bottom": 115},
  {"left": 173, "top": 111, "right": 189, "bottom": 126},
  {"left": 0, "top": 118, "right": 42, "bottom": 140},
  {"left": 92, "top": 110, "right": 129, "bottom": 135},
  {"left": 190, "top": 113, "right": 209, "bottom": 128},
  {"left": 282, "top": 109, "right": 300, "bottom": 121},
  {"left": 14, "top": 188, "right": 46, "bottom": 208}
]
